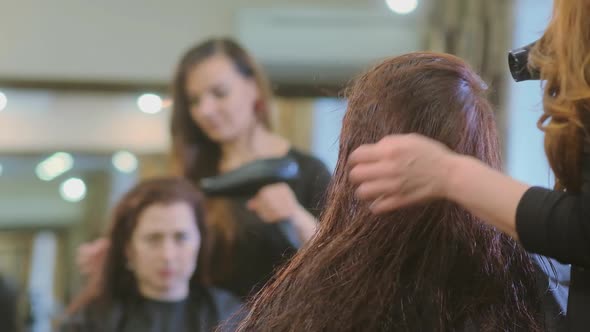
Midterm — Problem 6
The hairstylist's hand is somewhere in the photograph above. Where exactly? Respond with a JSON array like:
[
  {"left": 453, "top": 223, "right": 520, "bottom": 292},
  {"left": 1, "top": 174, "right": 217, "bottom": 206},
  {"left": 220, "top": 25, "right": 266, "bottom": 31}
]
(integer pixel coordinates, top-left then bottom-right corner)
[
  {"left": 76, "top": 237, "right": 109, "bottom": 278},
  {"left": 348, "top": 133, "right": 457, "bottom": 213},
  {"left": 247, "top": 183, "right": 302, "bottom": 223}
]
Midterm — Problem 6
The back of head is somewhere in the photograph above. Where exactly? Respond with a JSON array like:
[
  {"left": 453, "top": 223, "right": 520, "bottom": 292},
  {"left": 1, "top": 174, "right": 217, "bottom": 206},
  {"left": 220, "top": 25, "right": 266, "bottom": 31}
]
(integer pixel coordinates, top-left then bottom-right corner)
[
  {"left": 529, "top": 0, "right": 590, "bottom": 192},
  {"left": 237, "top": 52, "right": 542, "bottom": 332},
  {"left": 342, "top": 52, "right": 499, "bottom": 170}
]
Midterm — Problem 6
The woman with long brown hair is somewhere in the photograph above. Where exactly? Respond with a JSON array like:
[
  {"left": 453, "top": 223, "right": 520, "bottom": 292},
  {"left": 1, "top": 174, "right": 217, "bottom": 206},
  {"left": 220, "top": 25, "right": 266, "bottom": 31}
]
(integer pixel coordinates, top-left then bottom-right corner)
[
  {"left": 236, "top": 52, "right": 549, "bottom": 331},
  {"left": 61, "top": 177, "right": 240, "bottom": 331},
  {"left": 348, "top": 1, "right": 590, "bottom": 330},
  {"left": 169, "top": 38, "right": 331, "bottom": 298}
]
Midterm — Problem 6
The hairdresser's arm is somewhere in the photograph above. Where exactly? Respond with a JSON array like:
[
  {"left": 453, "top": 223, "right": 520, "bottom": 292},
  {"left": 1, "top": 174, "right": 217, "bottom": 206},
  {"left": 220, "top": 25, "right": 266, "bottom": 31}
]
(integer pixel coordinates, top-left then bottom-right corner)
[
  {"left": 289, "top": 156, "right": 332, "bottom": 241},
  {"left": 290, "top": 206, "right": 319, "bottom": 242},
  {"left": 349, "top": 134, "right": 590, "bottom": 267},
  {"left": 444, "top": 155, "right": 526, "bottom": 239},
  {"left": 76, "top": 238, "right": 109, "bottom": 278},
  {"left": 515, "top": 186, "right": 590, "bottom": 267},
  {"left": 348, "top": 135, "right": 525, "bottom": 237},
  {"left": 247, "top": 184, "right": 317, "bottom": 242},
  {"left": 448, "top": 156, "right": 590, "bottom": 267}
]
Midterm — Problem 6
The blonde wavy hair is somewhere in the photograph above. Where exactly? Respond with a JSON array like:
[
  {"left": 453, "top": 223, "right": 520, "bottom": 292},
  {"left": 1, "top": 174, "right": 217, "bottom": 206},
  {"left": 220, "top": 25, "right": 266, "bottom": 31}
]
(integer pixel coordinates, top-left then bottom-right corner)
[{"left": 529, "top": 0, "right": 590, "bottom": 192}]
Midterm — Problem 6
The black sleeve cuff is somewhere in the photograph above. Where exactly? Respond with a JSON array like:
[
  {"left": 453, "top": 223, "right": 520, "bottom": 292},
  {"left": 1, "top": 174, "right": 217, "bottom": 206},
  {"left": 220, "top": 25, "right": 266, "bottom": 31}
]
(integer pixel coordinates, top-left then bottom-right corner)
[
  {"left": 515, "top": 186, "right": 590, "bottom": 267},
  {"left": 516, "top": 186, "right": 567, "bottom": 260}
]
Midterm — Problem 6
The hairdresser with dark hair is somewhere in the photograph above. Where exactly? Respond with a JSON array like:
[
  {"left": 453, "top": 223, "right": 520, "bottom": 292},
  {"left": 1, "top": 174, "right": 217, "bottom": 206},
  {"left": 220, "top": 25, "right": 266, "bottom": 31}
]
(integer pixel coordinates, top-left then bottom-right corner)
[
  {"left": 168, "top": 37, "right": 331, "bottom": 298},
  {"left": 348, "top": 0, "right": 589, "bottom": 330}
]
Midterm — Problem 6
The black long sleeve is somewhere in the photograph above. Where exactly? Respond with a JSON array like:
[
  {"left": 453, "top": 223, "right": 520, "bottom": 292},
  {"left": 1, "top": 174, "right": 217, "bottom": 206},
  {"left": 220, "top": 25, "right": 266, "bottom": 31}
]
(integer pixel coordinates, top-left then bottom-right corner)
[{"left": 516, "top": 186, "right": 590, "bottom": 268}]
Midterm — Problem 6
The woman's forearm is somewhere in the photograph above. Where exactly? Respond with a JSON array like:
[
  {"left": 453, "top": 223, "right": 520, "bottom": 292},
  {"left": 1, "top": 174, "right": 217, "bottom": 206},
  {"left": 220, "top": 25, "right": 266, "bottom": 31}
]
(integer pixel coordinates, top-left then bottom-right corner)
[
  {"left": 445, "top": 155, "right": 531, "bottom": 239},
  {"left": 291, "top": 207, "right": 318, "bottom": 242}
]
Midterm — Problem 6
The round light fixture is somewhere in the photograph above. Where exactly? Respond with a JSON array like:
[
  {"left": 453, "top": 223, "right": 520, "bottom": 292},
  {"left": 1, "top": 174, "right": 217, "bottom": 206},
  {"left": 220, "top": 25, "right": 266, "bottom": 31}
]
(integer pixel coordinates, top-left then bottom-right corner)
[
  {"left": 59, "top": 177, "right": 87, "bottom": 202},
  {"left": 112, "top": 150, "right": 138, "bottom": 173},
  {"left": 386, "top": 0, "right": 418, "bottom": 15},
  {"left": 137, "top": 93, "right": 163, "bottom": 114}
]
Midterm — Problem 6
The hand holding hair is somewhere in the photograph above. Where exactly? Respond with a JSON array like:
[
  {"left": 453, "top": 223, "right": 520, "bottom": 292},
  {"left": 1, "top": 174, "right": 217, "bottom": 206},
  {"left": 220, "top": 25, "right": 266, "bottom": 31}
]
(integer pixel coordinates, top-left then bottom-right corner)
[{"left": 349, "top": 133, "right": 457, "bottom": 213}]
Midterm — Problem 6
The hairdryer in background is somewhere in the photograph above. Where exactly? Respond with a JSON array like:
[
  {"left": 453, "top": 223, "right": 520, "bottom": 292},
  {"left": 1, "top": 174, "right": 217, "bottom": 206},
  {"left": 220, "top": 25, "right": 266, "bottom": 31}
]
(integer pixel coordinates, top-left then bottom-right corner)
[
  {"left": 200, "top": 156, "right": 303, "bottom": 247},
  {"left": 200, "top": 156, "right": 300, "bottom": 198},
  {"left": 508, "top": 40, "right": 541, "bottom": 82}
]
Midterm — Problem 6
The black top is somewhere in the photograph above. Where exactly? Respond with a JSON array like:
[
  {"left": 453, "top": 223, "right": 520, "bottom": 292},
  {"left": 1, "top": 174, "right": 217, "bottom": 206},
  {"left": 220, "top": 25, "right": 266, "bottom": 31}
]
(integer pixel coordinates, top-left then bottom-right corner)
[
  {"left": 0, "top": 275, "right": 18, "bottom": 332},
  {"left": 516, "top": 188, "right": 590, "bottom": 267},
  {"left": 118, "top": 297, "right": 190, "bottom": 332},
  {"left": 516, "top": 146, "right": 590, "bottom": 331},
  {"left": 209, "top": 148, "right": 332, "bottom": 298},
  {"left": 60, "top": 286, "right": 241, "bottom": 332}
]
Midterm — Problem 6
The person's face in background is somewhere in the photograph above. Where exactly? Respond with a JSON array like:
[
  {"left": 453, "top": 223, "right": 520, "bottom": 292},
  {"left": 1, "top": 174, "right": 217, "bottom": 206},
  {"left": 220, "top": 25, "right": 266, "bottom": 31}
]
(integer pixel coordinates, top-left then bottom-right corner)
[
  {"left": 126, "top": 201, "right": 200, "bottom": 301},
  {"left": 186, "top": 54, "right": 261, "bottom": 144}
]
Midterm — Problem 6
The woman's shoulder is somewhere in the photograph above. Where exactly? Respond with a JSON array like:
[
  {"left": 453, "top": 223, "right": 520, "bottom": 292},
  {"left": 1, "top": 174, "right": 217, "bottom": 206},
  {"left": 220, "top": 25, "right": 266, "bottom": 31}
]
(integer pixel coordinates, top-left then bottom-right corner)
[
  {"left": 191, "top": 286, "right": 244, "bottom": 331},
  {"left": 287, "top": 148, "right": 332, "bottom": 182},
  {"left": 287, "top": 148, "right": 332, "bottom": 211},
  {"left": 59, "top": 301, "right": 122, "bottom": 332},
  {"left": 200, "top": 286, "right": 242, "bottom": 316},
  {"left": 288, "top": 147, "right": 328, "bottom": 169}
]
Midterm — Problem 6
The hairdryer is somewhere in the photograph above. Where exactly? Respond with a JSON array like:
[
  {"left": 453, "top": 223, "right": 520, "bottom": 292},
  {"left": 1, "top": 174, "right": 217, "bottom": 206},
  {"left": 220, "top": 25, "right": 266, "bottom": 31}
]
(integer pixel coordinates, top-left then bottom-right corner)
[
  {"left": 199, "top": 156, "right": 300, "bottom": 197},
  {"left": 508, "top": 40, "right": 541, "bottom": 82}
]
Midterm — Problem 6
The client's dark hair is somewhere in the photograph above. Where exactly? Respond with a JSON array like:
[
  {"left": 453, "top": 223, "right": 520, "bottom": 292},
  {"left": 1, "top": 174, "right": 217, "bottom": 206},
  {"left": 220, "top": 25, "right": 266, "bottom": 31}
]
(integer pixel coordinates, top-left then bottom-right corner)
[{"left": 236, "top": 52, "right": 543, "bottom": 331}]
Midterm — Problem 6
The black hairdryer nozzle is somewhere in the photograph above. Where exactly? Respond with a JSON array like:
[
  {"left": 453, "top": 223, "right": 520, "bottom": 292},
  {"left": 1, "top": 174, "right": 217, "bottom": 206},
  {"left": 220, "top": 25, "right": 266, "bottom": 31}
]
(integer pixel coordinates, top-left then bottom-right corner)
[
  {"left": 200, "top": 156, "right": 300, "bottom": 198},
  {"left": 508, "top": 40, "right": 541, "bottom": 82}
]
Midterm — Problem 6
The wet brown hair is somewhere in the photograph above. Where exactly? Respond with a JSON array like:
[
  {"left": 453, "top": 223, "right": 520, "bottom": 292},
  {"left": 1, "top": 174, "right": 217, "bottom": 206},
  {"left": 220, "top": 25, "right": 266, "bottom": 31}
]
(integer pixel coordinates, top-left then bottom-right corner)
[{"left": 236, "top": 52, "right": 543, "bottom": 331}]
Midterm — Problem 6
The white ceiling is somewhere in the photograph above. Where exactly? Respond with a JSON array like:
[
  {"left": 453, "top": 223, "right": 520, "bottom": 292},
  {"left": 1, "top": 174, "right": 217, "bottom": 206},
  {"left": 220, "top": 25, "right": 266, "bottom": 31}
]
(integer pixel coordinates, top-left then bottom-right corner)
[{"left": 0, "top": 0, "right": 426, "bottom": 86}]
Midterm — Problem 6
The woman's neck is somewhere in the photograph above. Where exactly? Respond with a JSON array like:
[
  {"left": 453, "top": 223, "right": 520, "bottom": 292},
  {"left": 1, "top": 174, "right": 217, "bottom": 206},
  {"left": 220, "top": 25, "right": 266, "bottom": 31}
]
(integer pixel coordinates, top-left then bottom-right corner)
[
  {"left": 219, "top": 125, "right": 290, "bottom": 173},
  {"left": 138, "top": 282, "right": 189, "bottom": 302}
]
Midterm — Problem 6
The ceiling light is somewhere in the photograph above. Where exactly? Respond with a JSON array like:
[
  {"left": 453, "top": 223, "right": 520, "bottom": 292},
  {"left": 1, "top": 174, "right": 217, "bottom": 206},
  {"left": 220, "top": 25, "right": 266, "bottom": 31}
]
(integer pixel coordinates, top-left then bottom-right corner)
[
  {"left": 112, "top": 150, "right": 138, "bottom": 173},
  {"left": 36, "top": 152, "right": 74, "bottom": 181},
  {"left": 386, "top": 0, "right": 418, "bottom": 15},
  {"left": 59, "top": 177, "right": 87, "bottom": 202},
  {"left": 137, "top": 93, "right": 163, "bottom": 114}
]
